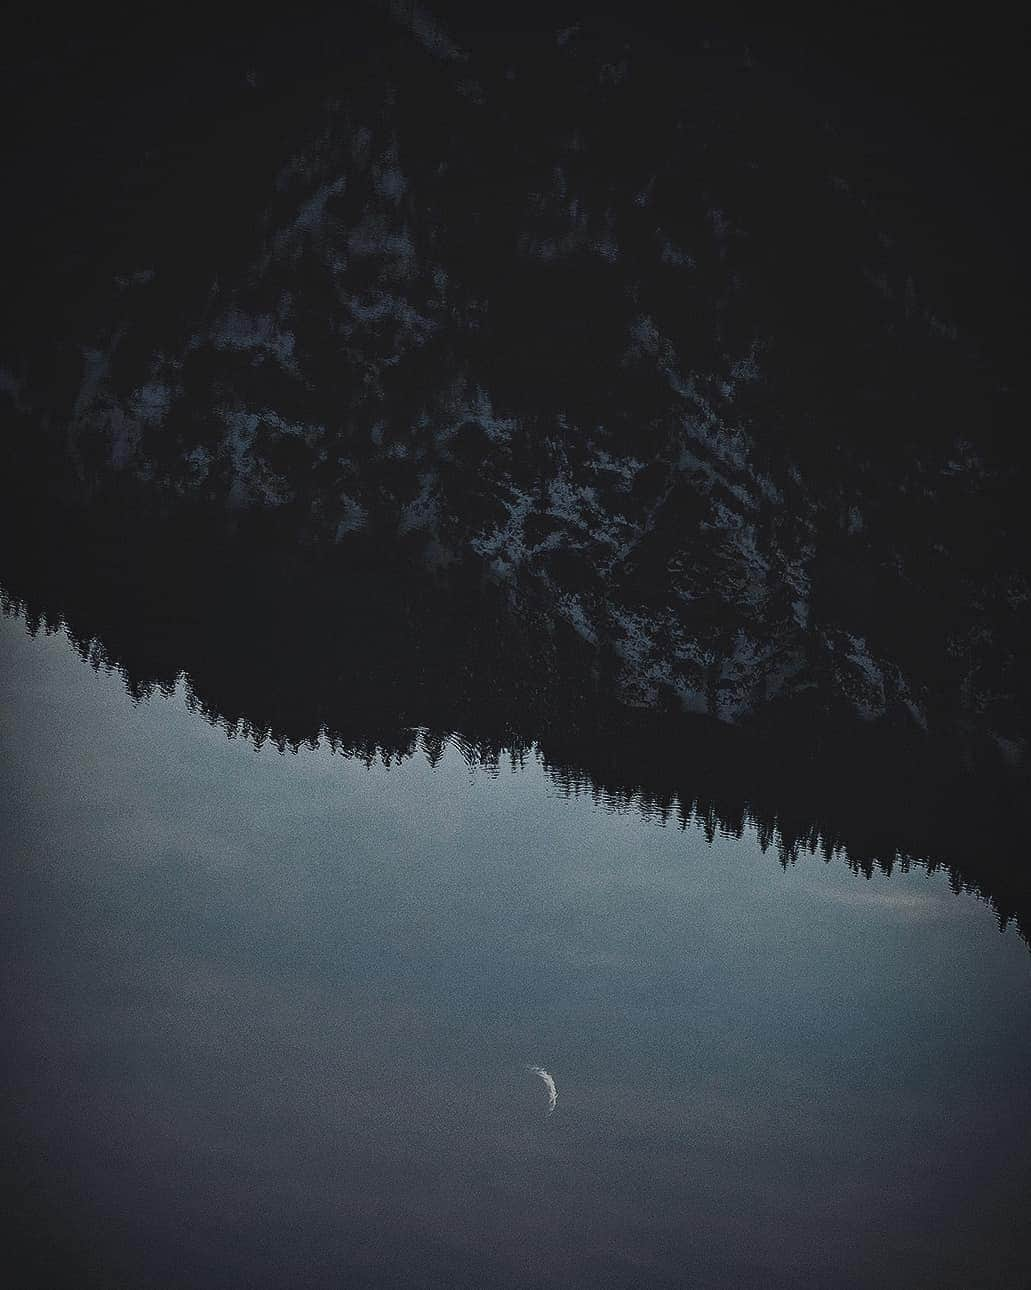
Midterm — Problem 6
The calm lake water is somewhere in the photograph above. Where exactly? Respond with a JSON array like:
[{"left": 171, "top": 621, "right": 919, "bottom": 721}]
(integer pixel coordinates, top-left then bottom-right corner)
[{"left": 2, "top": 610, "right": 1029, "bottom": 1289}]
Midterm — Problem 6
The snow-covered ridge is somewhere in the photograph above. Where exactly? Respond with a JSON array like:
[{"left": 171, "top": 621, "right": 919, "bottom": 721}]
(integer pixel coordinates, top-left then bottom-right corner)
[{"left": 13, "top": 18, "right": 1024, "bottom": 753}]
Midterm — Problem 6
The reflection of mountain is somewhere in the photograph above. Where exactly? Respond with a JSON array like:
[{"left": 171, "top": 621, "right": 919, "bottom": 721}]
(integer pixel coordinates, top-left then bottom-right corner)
[{"left": 2, "top": 9, "right": 1028, "bottom": 934}]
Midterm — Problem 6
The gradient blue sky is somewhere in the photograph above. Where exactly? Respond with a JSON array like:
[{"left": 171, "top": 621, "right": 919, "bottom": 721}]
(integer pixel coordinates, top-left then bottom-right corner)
[{"left": 2, "top": 612, "right": 1029, "bottom": 1289}]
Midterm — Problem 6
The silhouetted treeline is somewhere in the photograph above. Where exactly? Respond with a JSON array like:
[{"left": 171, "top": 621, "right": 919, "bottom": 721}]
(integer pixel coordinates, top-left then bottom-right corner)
[
  {"left": 1, "top": 2, "right": 1028, "bottom": 946},
  {"left": 3, "top": 479, "right": 1027, "bottom": 945}
]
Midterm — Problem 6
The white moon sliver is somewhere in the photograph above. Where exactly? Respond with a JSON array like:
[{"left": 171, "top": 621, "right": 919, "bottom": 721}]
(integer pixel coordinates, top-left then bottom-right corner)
[{"left": 526, "top": 1065, "right": 558, "bottom": 1114}]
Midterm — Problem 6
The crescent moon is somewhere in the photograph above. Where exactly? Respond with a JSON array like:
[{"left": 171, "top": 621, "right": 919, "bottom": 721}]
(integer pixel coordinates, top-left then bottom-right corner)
[{"left": 526, "top": 1065, "right": 557, "bottom": 1114}]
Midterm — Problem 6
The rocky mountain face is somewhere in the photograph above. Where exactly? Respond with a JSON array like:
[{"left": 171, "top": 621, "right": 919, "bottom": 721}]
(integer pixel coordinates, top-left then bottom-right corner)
[{"left": 3, "top": 8, "right": 1028, "bottom": 763}]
